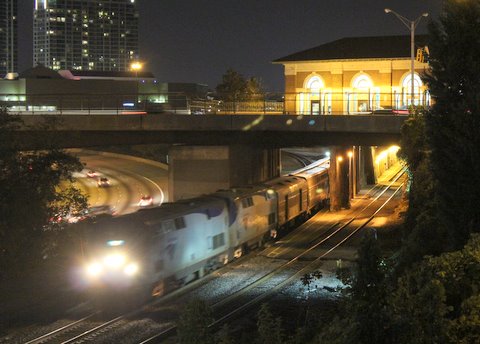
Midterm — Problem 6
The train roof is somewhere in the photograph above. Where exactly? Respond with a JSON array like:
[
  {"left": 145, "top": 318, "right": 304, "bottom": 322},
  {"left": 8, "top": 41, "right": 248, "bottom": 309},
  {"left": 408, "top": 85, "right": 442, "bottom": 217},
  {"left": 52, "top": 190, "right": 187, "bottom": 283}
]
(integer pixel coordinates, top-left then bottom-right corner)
[
  {"left": 211, "top": 184, "right": 269, "bottom": 200},
  {"left": 264, "top": 175, "right": 305, "bottom": 187},
  {"left": 88, "top": 195, "right": 227, "bottom": 232},
  {"left": 293, "top": 165, "right": 328, "bottom": 179}
]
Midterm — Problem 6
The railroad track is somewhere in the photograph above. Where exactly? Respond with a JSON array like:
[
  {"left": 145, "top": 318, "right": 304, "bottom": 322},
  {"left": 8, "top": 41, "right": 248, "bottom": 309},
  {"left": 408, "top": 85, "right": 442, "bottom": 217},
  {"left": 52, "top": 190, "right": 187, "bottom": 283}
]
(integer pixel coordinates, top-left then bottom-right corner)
[
  {"left": 18, "top": 168, "right": 406, "bottom": 344},
  {"left": 139, "top": 169, "right": 406, "bottom": 343}
]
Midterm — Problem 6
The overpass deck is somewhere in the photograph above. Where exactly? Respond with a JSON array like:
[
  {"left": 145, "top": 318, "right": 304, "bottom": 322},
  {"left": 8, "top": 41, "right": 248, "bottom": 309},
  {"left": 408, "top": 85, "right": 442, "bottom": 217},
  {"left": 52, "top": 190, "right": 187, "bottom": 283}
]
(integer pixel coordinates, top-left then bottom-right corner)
[{"left": 13, "top": 113, "right": 407, "bottom": 149}]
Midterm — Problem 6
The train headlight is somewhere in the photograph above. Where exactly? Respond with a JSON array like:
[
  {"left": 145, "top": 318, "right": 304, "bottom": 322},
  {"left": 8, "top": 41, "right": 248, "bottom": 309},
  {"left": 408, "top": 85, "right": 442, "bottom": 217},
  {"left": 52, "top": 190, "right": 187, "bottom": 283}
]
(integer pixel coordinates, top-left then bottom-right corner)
[
  {"left": 86, "top": 262, "right": 103, "bottom": 277},
  {"left": 103, "top": 254, "right": 126, "bottom": 268},
  {"left": 124, "top": 263, "right": 139, "bottom": 276}
]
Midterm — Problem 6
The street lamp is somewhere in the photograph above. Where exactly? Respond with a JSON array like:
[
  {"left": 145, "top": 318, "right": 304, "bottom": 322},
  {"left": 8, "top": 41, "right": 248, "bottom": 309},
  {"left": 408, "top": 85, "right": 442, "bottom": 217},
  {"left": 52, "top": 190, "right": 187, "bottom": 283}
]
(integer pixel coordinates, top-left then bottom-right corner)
[
  {"left": 130, "top": 61, "right": 143, "bottom": 75},
  {"left": 347, "top": 150, "right": 353, "bottom": 199},
  {"left": 130, "top": 62, "right": 143, "bottom": 107},
  {"left": 385, "top": 8, "right": 428, "bottom": 106}
]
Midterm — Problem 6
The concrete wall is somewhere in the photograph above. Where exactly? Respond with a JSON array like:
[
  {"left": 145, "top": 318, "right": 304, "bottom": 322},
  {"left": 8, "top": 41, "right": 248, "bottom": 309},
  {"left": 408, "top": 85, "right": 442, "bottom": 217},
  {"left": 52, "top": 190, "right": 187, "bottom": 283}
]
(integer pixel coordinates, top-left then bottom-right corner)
[{"left": 168, "top": 145, "right": 280, "bottom": 201}]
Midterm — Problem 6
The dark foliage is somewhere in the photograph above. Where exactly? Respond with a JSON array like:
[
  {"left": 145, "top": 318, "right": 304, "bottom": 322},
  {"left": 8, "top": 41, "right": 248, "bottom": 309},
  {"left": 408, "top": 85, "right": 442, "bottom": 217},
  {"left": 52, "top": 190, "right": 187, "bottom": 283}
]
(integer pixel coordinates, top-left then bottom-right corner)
[
  {"left": 423, "top": 0, "right": 480, "bottom": 250},
  {"left": 216, "top": 68, "right": 264, "bottom": 101},
  {"left": 0, "top": 110, "right": 87, "bottom": 278},
  {"left": 316, "top": 232, "right": 390, "bottom": 344},
  {"left": 256, "top": 303, "right": 285, "bottom": 344},
  {"left": 177, "top": 299, "right": 215, "bottom": 344}
]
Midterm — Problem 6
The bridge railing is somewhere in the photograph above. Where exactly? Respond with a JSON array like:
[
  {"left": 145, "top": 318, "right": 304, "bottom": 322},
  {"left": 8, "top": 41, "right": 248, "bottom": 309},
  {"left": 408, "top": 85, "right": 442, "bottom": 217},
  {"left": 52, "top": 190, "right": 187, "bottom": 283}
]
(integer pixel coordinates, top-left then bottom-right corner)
[{"left": 0, "top": 91, "right": 430, "bottom": 115}]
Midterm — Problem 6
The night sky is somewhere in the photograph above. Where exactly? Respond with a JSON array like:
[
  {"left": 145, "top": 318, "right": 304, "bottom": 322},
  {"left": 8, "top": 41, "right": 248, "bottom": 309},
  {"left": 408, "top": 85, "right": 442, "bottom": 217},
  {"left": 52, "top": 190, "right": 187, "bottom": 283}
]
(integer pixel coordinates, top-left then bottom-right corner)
[{"left": 18, "top": 0, "right": 442, "bottom": 92}]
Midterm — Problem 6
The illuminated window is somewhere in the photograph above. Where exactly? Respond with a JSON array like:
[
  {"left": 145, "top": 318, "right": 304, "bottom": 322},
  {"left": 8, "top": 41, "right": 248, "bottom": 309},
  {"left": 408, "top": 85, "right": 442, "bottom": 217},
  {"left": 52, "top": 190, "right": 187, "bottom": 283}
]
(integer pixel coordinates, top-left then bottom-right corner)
[
  {"left": 349, "top": 74, "right": 376, "bottom": 113},
  {"left": 402, "top": 73, "right": 423, "bottom": 105},
  {"left": 352, "top": 74, "right": 373, "bottom": 89},
  {"left": 305, "top": 75, "right": 325, "bottom": 91}
]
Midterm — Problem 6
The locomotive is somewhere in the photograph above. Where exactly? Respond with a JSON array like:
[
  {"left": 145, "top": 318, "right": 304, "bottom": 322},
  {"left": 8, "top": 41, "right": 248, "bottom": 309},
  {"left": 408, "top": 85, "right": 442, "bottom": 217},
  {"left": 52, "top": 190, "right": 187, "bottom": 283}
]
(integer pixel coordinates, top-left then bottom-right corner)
[{"left": 79, "top": 158, "right": 330, "bottom": 297}]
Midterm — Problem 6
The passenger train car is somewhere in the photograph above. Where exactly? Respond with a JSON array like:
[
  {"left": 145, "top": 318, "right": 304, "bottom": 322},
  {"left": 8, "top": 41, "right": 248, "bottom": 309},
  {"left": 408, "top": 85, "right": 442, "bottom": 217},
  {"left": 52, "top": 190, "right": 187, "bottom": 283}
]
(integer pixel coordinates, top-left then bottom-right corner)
[{"left": 79, "top": 158, "right": 330, "bottom": 298}]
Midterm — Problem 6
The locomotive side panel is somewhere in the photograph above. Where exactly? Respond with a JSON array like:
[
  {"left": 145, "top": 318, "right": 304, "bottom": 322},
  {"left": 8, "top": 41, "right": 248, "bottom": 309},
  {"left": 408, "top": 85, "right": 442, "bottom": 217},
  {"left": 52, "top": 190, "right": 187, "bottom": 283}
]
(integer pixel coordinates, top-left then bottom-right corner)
[
  {"left": 159, "top": 207, "right": 230, "bottom": 283},
  {"left": 233, "top": 193, "right": 276, "bottom": 250}
]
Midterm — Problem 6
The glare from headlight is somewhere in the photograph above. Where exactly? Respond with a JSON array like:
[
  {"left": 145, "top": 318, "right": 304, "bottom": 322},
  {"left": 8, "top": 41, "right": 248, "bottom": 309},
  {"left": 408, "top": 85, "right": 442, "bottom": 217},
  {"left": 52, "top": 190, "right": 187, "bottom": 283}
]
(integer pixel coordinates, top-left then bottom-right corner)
[
  {"left": 104, "top": 254, "right": 126, "bottom": 267},
  {"left": 87, "top": 263, "right": 103, "bottom": 277},
  {"left": 124, "top": 263, "right": 139, "bottom": 276}
]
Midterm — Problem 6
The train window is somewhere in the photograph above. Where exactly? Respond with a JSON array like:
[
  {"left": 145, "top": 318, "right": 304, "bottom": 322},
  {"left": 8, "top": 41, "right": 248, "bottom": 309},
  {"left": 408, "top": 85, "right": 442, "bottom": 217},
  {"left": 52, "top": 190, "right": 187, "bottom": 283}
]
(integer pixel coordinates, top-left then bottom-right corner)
[
  {"left": 242, "top": 197, "right": 254, "bottom": 208},
  {"left": 174, "top": 217, "right": 186, "bottom": 230},
  {"left": 162, "top": 220, "right": 175, "bottom": 233},
  {"left": 212, "top": 233, "right": 225, "bottom": 249},
  {"left": 207, "top": 236, "right": 212, "bottom": 249},
  {"left": 268, "top": 213, "right": 276, "bottom": 225},
  {"left": 299, "top": 189, "right": 303, "bottom": 211},
  {"left": 155, "top": 260, "right": 164, "bottom": 272}
]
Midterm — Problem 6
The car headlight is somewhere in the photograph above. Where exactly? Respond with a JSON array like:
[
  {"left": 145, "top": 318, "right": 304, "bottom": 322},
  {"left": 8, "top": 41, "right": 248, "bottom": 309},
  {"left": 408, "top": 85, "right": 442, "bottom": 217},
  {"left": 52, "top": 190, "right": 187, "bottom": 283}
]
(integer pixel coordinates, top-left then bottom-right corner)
[
  {"left": 104, "top": 254, "right": 126, "bottom": 267},
  {"left": 86, "top": 262, "right": 103, "bottom": 277},
  {"left": 124, "top": 263, "right": 139, "bottom": 276}
]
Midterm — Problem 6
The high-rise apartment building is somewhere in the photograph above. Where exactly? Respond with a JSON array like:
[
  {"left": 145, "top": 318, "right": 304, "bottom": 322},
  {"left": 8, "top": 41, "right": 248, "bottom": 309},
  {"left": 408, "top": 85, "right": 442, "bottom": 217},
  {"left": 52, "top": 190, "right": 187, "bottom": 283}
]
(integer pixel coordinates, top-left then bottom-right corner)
[
  {"left": 34, "top": 0, "right": 138, "bottom": 72},
  {"left": 0, "top": 0, "right": 17, "bottom": 77}
]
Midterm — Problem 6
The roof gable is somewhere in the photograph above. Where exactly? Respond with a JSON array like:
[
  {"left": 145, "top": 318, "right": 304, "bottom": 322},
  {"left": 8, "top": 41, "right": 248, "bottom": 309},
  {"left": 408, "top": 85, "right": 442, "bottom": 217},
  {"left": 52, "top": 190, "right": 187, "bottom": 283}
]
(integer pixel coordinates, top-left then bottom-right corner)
[{"left": 274, "top": 35, "right": 428, "bottom": 63}]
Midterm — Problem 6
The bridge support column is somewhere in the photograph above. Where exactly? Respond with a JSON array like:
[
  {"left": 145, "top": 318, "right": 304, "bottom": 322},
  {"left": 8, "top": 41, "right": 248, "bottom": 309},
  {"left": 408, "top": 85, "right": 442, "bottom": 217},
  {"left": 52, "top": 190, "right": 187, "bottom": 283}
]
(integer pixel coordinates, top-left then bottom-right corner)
[
  {"left": 168, "top": 145, "right": 281, "bottom": 201},
  {"left": 357, "top": 146, "right": 376, "bottom": 189},
  {"left": 328, "top": 146, "right": 351, "bottom": 211}
]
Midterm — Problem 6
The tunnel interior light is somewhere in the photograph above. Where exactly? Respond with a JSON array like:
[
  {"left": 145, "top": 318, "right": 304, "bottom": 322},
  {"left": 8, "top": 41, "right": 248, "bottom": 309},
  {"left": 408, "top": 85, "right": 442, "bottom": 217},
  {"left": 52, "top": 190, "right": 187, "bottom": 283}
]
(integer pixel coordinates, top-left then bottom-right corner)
[{"left": 107, "top": 240, "right": 125, "bottom": 247}]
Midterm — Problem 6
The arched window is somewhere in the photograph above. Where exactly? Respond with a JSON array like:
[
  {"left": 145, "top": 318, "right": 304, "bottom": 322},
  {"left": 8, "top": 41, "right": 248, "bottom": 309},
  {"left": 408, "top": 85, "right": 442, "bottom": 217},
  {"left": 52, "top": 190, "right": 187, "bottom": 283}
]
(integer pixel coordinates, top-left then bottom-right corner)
[
  {"left": 352, "top": 74, "right": 373, "bottom": 89},
  {"left": 300, "top": 75, "right": 326, "bottom": 115},
  {"left": 349, "top": 74, "right": 376, "bottom": 113},
  {"left": 305, "top": 75, "right": 324, "bottom": 91},
  {"left": 402, "top": 73, "right": 423, "bottom": 105}
]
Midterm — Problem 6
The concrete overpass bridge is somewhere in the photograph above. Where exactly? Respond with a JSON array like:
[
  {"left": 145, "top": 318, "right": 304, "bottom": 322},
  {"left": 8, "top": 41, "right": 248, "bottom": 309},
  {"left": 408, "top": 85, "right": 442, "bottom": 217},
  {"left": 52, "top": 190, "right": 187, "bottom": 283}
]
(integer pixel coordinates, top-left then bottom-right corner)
[
  {"left": 10, "top": 113, "right": 408, "bottom": 206},
  {"left": 13, "top": 113, "right": 407, "bottom": 150}
]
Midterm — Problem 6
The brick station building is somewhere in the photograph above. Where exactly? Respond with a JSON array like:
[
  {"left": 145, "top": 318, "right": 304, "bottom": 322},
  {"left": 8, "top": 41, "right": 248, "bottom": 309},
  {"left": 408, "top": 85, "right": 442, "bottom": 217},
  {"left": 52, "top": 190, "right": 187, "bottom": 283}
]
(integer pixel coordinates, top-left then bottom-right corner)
[{"left": 273, "top": 35, "right": 430, "bottom": 115}]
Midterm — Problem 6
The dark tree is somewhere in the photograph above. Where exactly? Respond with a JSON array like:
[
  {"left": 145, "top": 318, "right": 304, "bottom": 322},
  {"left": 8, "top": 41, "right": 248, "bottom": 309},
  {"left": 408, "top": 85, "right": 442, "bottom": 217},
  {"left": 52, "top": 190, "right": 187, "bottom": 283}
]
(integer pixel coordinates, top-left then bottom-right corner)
[
  {"left": 216, "top": 324, "right": 235, "bottom": 344},
  {"left": 395, "top": 109, "right": 449, "bottom": 272},
  {"left": 256, "top": 303, "right": 284, "bottom": 344},
  {"left": 216, "top": 68, "right": 247, "bottom": 102},
  {"left": 177, "top": 299, "right": 214, "bottom": 344},
  {"left": 346, "top": 232, "right": 390, "bottom": 344},
  {"left": 216, "top": 69, "right": 264, "bottom": 102},
  {"left": 0, "top": 110, "right": 87, "bottom": 278},
  {"left": 389, "top": 235, "right": 480, "bottom": 343},
  {"left": 315, "top": 232, "right": 389, "bottom": 344},
  {"left": 423, "top": 0, "right": 480, "bottom": 249},
  {"left": 245, "top": 77, "right": 264, "bottom": 100}
]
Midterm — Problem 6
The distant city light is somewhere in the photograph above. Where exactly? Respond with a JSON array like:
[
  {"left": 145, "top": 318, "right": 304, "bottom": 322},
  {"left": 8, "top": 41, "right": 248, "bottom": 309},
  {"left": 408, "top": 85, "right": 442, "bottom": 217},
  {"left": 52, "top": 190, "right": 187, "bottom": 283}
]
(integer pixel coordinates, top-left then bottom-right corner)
[{"left": 130, "top": 62, "right": 142, "bottom": 71}]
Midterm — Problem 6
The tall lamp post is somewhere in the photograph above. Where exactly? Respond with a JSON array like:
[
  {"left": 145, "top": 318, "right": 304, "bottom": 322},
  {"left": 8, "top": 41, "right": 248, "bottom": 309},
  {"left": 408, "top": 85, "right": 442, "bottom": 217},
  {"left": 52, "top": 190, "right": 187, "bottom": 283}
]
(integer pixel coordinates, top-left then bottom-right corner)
[
  {"left": 384, "top": 8, "right": 428, "bottom": 106},
  {"left": 130, "top": 61, "right": 143, "bottom": 108},
  {"left": 347, "top": 150, "right": 353, "bottom": 199}
]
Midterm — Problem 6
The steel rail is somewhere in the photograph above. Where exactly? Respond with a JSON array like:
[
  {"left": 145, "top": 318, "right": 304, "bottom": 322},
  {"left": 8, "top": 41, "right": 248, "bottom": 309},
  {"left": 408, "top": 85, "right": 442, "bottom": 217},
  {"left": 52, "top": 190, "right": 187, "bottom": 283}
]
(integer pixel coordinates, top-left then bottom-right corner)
[{"left": 139, "top": 170, "right": 406, "bottom": 343}]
